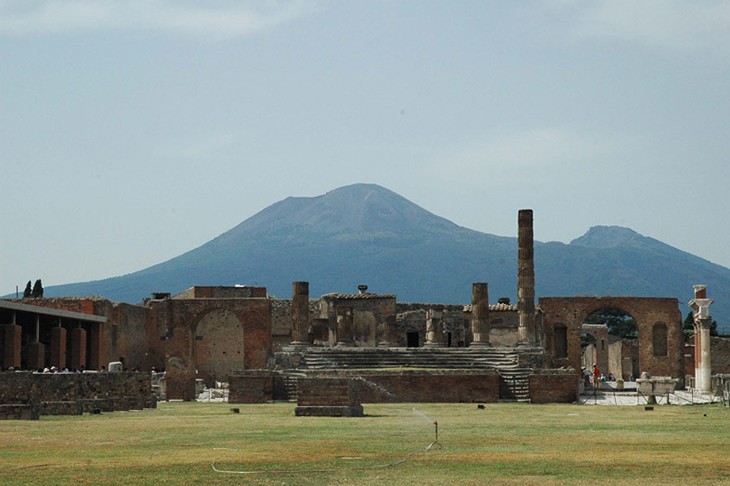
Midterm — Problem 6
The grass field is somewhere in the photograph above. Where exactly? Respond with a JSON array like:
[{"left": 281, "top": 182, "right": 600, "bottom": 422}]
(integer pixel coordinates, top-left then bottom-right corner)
[{"left": 1, "top": 401, "right": 729, "bottom": 485}]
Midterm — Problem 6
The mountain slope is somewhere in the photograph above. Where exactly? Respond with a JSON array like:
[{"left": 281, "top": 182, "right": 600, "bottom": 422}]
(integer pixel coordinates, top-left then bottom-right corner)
[{"left": 30, "top": 184, "right": 730, "bottom": 324}]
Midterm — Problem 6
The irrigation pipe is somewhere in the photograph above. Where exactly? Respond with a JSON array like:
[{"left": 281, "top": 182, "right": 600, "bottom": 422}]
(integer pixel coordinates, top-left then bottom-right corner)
[{"left": 211, "top": 439, "right": 438, "bottom": 476}]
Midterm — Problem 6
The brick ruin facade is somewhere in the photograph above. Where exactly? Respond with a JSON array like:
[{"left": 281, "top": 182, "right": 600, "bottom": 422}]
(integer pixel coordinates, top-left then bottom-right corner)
[
  {"left": 540, "top": 297, "right": 683, "bottom": 380},
  {"left": 1, "top": 211, "right": 704, "bottom": 407}
]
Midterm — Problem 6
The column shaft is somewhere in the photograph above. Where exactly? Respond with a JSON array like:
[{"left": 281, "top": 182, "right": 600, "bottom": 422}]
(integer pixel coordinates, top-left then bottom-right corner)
[
  {"left": 425, "top": 308, "right": 446, "bottom": 347},
  {"left": 291, "top": 281, "right": 311, "bottom": 345},
  {"left": 70, "top": 327, "right": 87, "bottom": 370},
  {"left": 2, "top": 324, "right": 22, "bottom": 369},
  {"left": 518, "top": 209, "right": 537, "bottom": 345},
  {"left": 50, "top": 326, "right": 67, "bottom": 369},
  {"left": 336, "top": 307, "right": 354, "bottom": 347},
  {"left": 470, "top": 283, "right": 490, "bottom": 346}
]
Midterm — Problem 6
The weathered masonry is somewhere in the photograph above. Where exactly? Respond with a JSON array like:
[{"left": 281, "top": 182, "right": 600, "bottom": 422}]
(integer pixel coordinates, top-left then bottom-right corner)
[
  {"left": 2, "top": 209, "right": 698, "bottom": 406},
  {"left": 540, "top": 296, "right": 683, "bottom": 378}
]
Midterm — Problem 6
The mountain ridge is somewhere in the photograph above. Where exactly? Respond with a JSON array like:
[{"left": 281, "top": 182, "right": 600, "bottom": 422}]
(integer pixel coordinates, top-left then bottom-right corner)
[{"left": 8, "top": 183, "right": 729, "bottom": 325}]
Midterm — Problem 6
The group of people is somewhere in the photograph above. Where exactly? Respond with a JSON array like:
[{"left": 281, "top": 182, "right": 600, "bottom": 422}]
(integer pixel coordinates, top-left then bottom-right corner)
[{"left": 582, "top": 365, "right": 616, "bottom": 387}]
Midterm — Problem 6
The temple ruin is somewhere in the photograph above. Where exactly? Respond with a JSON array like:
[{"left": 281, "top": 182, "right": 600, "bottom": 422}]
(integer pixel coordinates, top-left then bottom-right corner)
[{"left": 2, "top": 209, "right": 725, "bottom": 412}]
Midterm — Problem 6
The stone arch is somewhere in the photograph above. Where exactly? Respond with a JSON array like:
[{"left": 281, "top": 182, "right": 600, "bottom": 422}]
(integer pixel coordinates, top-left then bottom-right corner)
[
  {"left": 539, "top": 297, "right": 682, "bottom": 379},
  {"left": 652, "top": 322, "right": 668, "bottom": 357},
  {"left": 192, "top": 308, "right": 245, "bottom": 388}
]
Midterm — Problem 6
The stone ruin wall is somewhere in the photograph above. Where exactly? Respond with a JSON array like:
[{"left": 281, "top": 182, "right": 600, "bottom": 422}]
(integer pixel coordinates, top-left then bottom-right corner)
[
  {"left": 320, "top": 296, "right": 396, "bottom": 347},
  {"left": 0, "top": 371, "right": 155, "bottom": 419},
  {"left": 396, "top": 302, "right": 521, "bottom": 347},
  {"left": 270, "top": 299, "right": 320, "bottom": 351}
]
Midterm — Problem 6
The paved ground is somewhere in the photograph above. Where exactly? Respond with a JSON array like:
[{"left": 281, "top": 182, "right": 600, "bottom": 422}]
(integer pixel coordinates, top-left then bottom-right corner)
[{"left": 579, "top": 386, "right": 723, "bottom": 406}]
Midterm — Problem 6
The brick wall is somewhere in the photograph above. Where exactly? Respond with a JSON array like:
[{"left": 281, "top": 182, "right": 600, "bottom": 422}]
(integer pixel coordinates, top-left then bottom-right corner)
[
  {"left": 295, "top": 377, "right": 363, "bottom": 417},
  {"left": 160, "top": 298, "right": 271, "bottom": 400},
  {"left": 228, "top": 371, "right": 274, "bottom": 403},
  {"left": 540, "top": 297, "right": 683, "bottom": 379},
  {"left": 308, "top": 370, "right": 500, "bottom": 403},
  {"left": 529, "top": 371, "right": 579, "bottom": 403}
]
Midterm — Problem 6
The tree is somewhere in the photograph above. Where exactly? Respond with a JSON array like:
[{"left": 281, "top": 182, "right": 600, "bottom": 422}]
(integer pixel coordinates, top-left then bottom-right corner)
[
  {"left": 683, "top": 310, "right": 718, "bottom": 338},
  {"left": 31, "top": 279, "right": 43, "bottom": 298},
  {"left": 22, "top": 280, "right": 32, "bottom": 298},
  {"left": 584, "top": 308, "right": 637, "bottom": 338}
]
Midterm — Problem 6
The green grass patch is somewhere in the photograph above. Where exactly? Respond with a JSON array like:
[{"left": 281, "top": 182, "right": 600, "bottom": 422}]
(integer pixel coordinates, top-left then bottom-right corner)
[{"left": 1, "top": 402, "right": 729, "bottom": 485}]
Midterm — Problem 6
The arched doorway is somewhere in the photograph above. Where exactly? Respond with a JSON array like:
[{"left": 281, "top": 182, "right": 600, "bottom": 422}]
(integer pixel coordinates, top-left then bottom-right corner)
[
  {"left": 194, "top": 309, "right": 244, "bottom": 388},
  {"left": 583, "top": 307, "right": 638, "bottom": 381}
]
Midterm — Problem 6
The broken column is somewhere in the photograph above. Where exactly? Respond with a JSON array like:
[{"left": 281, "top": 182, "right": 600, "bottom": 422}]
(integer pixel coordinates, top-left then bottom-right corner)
[
  {"left": 336, "top": 307, "right": 355, "bottom": 347},
  {"left": 425, "top": 307, "right": 446, "bottom": 347},
  {"left": 470, "top": 283, "right": 491, "bottom": 346},
  {"left": 518, "top": 209, "right": 537, "bottom": 346},
  {"left": 379, "top": 315, "right": 398, "bottom": 348},
  {"left": 291, "top": 281, "right": 311, "bottom": 346},
  {"left": 689, "top": 285, "right": 713, "bottom": 393}
]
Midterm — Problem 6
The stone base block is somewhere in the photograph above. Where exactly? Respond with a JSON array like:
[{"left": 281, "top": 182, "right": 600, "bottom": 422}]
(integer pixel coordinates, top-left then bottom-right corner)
[
  {"left": 0, "top": 404, "right": 39, "bottom": 420},
  {"left": 295, "top": 405, "right": 364, "bottom": 417},
  {"left": 79, "top": 398, "right": 115, "bottom": 413},
  {"left": 41, "top": 401, "right": 83, "bottom": 416}
]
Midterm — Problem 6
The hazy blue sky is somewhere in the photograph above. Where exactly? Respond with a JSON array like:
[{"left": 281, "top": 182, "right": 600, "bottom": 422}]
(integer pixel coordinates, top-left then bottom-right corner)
[{"left": 2, "top": 1, "right": 730, "bottom": 295}]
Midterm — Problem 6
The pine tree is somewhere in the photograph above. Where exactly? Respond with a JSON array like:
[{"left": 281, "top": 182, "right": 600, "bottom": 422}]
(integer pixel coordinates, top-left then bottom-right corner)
[
  {"left": 31, "top": 279, "right": 43, "bottom": 298},
  {"left": 23, "top": 281, "right": 32, "bottom": 298}
]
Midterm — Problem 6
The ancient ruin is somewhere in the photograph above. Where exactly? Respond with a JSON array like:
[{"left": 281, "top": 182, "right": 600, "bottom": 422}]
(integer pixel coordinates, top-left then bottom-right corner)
[{"left": 2, "top": 208, "right": 725, "bottom": 415}]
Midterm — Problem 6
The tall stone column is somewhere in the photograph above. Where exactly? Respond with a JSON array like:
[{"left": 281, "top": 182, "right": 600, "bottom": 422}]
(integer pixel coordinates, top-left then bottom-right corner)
[
  {"left": 425, "top": 307, "right": 446, "bottom": 347},
  {"left": 291, "top": 281, "right": 311, "bottom": 346},
  {"left": 518, "top": 209, "right": 537, "bottom": 346},
  {"left": 689, "top": 285, "right": 713, "bottom": 393},
  {"left": 470, "top": 283, "right": 491, "bottom": 346},
  {"left": 336, "top": 307, "right": 355, "bottom": 347}
]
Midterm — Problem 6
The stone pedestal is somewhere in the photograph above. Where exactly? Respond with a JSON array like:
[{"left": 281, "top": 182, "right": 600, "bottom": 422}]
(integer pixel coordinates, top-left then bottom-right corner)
[
  {"left": 27, "top": 342, "right": 45, "bottom": 370},
  {"left": 70, "top": 328, "right": 87, "bottom": 370},
  {"left": 50, "top": 326, "right": 67, "bottom": 370},
  {"left": 470, "top": 283, "right": 491, "bottom": 347},
  {"left": 2, "top": 324, "right": 22, "bottom": 369},
  {"left": 425, "top": 308, "right": 446, "bottom": 347}
]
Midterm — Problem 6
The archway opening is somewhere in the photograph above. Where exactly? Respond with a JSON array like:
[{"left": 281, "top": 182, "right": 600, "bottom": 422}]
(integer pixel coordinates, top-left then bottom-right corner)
[
  {"left": 583, "top": 307, "right": 638, "bottom": 382},
  {"left": 194, "top": 309, "right": 244, "bottom": 388}
]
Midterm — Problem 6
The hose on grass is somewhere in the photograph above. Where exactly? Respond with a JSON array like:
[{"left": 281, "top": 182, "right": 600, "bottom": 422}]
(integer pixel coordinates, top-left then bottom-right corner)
[{"left": 211, "top": 439, "right": 438, "bottom": 476}]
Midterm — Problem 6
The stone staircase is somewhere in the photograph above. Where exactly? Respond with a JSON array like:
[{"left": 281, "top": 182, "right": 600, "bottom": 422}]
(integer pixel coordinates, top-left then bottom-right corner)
[
  {"left": 498, "top": 368, "right": 532, "bottom": 402},
  {"left": 289, "top": 347, "right": 533, "bottom": 402},
  {"left": 298, "top": 347, "right": 521, "bottom": 371}
]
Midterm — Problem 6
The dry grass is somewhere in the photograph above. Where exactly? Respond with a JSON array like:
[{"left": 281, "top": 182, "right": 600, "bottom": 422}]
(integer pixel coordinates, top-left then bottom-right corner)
[{"left": 1, "top": 402, "right": 729, "bottom": 485}]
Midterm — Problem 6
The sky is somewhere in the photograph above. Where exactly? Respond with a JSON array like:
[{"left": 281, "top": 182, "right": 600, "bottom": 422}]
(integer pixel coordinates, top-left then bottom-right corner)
[{"left": 2, "top": 0, "right": 730, "bottom": 296}]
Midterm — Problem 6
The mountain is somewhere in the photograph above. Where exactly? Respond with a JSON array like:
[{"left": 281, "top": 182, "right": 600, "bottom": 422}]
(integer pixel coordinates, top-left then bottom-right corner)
[{"left": 26, "top": 183, "right": 730, "bottom": 324}]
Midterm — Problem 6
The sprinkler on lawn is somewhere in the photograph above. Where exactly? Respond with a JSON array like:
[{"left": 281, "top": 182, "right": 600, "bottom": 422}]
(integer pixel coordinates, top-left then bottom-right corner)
[{"left": 434, "top": 421, "right": 438, "bottom": 442}]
